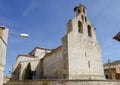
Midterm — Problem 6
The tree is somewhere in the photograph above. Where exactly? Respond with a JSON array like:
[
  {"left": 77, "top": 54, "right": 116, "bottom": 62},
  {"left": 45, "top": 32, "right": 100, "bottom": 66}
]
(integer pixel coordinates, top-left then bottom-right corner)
[{"left": 24, "top": 63, "right": 32, "bottom": 79}]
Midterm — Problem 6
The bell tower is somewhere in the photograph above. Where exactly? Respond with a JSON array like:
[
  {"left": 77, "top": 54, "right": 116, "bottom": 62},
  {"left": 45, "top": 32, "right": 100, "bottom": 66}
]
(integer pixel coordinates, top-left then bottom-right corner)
[
  {"left": 74, "top": 4, "right": 88, "bottom": 24},
  {"left": 62, "top": 4, "right": 105, "bottom": 80},
  {"left": 74, "top": 4, "right": 87, "bottom": 16}
]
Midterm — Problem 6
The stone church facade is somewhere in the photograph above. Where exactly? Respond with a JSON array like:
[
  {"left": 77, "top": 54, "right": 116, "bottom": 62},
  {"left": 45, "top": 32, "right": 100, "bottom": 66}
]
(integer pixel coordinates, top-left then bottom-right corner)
[{"left": 12, "top": 4, "right": 105, "bottom": 80}]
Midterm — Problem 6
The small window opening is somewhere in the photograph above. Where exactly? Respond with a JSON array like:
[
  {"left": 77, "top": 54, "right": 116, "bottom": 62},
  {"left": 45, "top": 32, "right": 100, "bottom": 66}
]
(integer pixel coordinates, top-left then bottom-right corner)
[
  {"left": 88, "top": 61, "right": 90, "bottom": 68},
  {"left": 78, "top": 9, "right": 81, "bottom": 14},
  {"left": 83, "top": 8, "right": 86, "bottom": 14},
  {"left": 85, "top": 17, "right": 87, "bottom": 23},
  {"left": 94, "top": 28, "right": 96, "bottom": 30},
  {"left": 88, "top": 25, "right": 92, "bottom": 37},
  {"left": 82, "top": 15, "right": 84, "bottom": 21},
  {"left": 32, "top": 71, "right": 36, "bottom": 76},
  {"left": 85, "top": 52, "right": 87, "bottom": 57},
  {"left": 78, "top": 21, "right": 83, "bottom": 33},
  {"left": 105, "top": 75, "right": 109, "bottom": 79}
]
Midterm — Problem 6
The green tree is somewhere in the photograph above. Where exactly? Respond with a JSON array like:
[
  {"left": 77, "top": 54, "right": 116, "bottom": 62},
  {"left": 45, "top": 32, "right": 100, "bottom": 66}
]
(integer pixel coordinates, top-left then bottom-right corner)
[{"left": 24, "top": 63, "right": 32, "bottom": 79}]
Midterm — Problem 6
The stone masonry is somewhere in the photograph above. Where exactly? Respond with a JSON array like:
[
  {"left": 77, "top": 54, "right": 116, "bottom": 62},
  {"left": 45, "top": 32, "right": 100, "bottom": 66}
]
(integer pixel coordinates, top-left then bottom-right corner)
[
  {"left": 5, "top": 80, "right": 120, "bottom": 85},
  {"left": 0, "top": 26, "right": 9, "bottom": 85},
  {"left": 59, "top": 4, "right": 104, "bottom": 79}
]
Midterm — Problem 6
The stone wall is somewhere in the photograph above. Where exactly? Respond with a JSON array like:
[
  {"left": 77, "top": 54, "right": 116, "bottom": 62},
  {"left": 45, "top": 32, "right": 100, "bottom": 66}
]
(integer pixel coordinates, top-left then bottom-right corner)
[
  {"left": 5, "top": 80, "right": 120, "bottom": 85},
  {"left": 0, "top": 66, "right": 4, "bottom": 85},
  {"left": 32, "top": 48, "right": 51, "bottom": 59},
  {"left": 0, "top": 27, "right": 9, "bottom": 85},
  {"left": 42, "top": 46, "right": 64, "bottom": 79}
]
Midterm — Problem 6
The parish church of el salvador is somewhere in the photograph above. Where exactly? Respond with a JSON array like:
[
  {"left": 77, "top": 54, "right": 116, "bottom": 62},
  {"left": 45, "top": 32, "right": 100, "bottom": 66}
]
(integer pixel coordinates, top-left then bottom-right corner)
[{"left": 12, "top": 4, "right": 105, "bottom": 80}]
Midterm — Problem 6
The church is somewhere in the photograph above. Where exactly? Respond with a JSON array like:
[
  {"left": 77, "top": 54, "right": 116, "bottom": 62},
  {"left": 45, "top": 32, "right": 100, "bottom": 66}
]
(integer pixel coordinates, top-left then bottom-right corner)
[{"left": 12, "top": 4, "right": 105, "bottom": 80}]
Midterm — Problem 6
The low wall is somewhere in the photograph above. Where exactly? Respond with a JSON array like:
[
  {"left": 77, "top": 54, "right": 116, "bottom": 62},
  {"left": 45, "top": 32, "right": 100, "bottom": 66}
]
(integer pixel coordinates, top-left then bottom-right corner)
[{"left": 5, "top": 80, "right": 120, "bottom": 85}]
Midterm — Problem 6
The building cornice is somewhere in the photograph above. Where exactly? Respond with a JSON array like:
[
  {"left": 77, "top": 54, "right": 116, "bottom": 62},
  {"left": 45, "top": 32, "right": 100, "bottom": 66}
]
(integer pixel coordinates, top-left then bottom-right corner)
[
  {"left": 29, "top": 47, "right": 52, "bottom": 55},
  {"left": 16, "top": 54, "right": 37, "bottom": 60}
]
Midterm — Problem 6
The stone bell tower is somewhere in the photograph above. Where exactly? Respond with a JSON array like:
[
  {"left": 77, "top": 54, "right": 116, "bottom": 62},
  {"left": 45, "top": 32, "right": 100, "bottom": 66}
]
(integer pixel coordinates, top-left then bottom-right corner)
[{"left": 62, "top": 4, "right": 105, "bottom": 79}]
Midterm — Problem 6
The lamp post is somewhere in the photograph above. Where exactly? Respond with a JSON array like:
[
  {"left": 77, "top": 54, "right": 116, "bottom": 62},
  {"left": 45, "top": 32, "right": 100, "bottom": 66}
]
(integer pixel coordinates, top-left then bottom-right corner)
[{"left": 0, "top": 26, "right": 29, "bottom": 85}]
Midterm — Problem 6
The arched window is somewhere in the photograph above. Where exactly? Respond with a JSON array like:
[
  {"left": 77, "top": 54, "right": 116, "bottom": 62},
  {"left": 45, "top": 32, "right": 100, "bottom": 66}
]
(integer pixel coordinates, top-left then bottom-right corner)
[
  {"left": 85, "top": 17, "right": 87, "bottom": 23},
  {"left": 78, "top": 9, "right": 81, "bottom": 14},
  {"left": 88, "top": 25, "right": 92, "bottom": 37},
  {"left": 82, "top": 15, "right": 84, "bottom": 21},
  {"left": 83, "top": 8, "right": 86, "bottom": 14},
  {"left": 85, "top": 52, "right": 87, "bottom": 57},
  {"left": 78, "top": 21, "right": 83, "bottom": 33}
]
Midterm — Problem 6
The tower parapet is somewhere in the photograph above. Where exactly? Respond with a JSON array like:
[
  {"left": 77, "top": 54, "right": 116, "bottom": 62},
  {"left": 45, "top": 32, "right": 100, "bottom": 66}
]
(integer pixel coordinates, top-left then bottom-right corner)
[{"left": 74, "top": 4, "right": 87, "bottom": 16}]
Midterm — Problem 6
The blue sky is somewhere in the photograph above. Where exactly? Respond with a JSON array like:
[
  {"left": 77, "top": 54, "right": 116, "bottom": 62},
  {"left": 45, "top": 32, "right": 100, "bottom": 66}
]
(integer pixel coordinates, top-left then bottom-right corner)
[{"left": 0, "top": 0, "right": 120, "bottom": 75}]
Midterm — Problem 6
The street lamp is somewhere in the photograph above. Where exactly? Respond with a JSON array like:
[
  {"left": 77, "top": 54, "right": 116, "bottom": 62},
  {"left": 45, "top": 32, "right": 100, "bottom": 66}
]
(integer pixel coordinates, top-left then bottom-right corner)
[
  {"left": 10, "top": 33, "right": 29, "bottom": 38},
  {"left": 0, "top": 25, "right": 30, "bottom": 38},
  {"left": 20, "top": 33, "right": 29, "bottom": 38},
  {"left": 113, "top": 32, "right": 120, "bottom": 42}
]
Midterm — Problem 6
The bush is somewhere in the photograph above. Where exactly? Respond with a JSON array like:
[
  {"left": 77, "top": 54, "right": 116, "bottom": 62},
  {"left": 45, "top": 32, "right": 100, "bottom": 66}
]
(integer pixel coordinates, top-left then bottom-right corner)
[{"left": 24, "top": 63, "right": 32, "bottom": 79}]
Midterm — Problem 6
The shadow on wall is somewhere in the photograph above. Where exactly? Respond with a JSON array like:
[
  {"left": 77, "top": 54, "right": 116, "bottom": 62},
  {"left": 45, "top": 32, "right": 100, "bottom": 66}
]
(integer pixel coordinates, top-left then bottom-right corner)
[{"left": 34, "top": 59, "right": 43, "bottom": 79}]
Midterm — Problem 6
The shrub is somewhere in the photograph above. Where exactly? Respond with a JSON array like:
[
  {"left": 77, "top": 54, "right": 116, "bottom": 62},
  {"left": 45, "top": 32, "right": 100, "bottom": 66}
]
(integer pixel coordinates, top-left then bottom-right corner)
[{"left": 24, "top": 63, "right": 32, "bottom": 79}]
